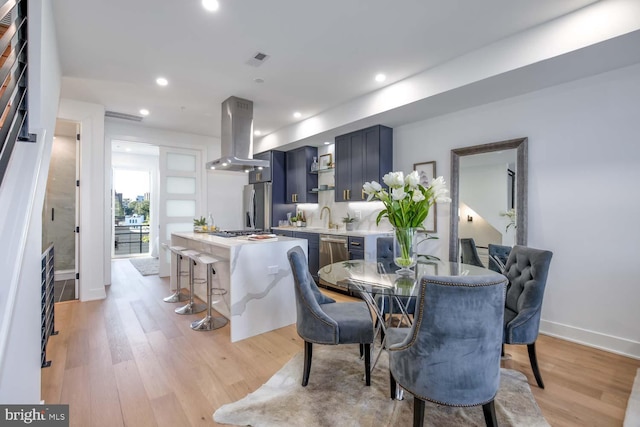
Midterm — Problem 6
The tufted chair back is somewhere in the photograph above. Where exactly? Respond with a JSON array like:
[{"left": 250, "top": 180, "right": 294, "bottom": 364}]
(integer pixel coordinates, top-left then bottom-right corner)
[
  {"left": 503, "top": 245, "right": 553, "bottom": 344},
  {"left": 376, "top": 236, "right": 394, "bottom": 261},
  {"left": 387, "top": 273, "right": 507, "bottom": 426}
]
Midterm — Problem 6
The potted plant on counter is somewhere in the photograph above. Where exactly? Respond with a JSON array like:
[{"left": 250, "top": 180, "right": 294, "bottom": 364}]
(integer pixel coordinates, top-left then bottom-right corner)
[
  {"left": 194, "top": 216, "right": 207, "bottom": 232},
  {"left": 342, "top": 213, "right": 357, "bottom": 231}
]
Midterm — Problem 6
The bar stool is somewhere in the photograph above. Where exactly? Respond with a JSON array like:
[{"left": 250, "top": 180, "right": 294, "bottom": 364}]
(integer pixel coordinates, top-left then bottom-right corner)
[
  {"left": 161, "top": 243, "right": 189, "bottom": 303},
  {"left": 190, "top": 252, "right": 229, "bottom": 331},
  {"left": 175, "top": 249, "right": 207, "bottom": 315}
]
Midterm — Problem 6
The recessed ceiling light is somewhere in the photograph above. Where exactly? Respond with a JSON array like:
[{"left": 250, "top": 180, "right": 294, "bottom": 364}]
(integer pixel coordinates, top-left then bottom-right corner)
[
  {"left": 156, "top": 77, "right": 168, "bottom": 86},
  {"left": 202, "top": 0, "right": 219, "bottom": 12},
  {"left": 254, "top": 130, "right": 262, "bottom": 136},
  {"left": 293, "top": 112, "right": 302, "bottom": 119},
  {"left": 324, "top": 141, "right": 331, "bottom": 145},
  {"left": 139, "top": 109, "right": 150, "bottom": 116},
  {"left": 375, "top": 73, "right": 387, "bottom": 82},
  {"left": 125, "top": 148, "right": 132, "bottom": 152}
]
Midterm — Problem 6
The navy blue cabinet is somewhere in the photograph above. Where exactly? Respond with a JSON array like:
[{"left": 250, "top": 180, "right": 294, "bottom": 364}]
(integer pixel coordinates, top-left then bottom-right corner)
[
  {"left": 335, "top": 125, "right": 393, "bottom": 202},
  {"left": 293, "top": 231, "right": 320, "bottom": 282},
  {"left": 248, "top": 151, "right": 272, "bottom": 184},
  {"left": 348, "top": 236, "right": 364, "bottom": 260},
  {"left": 286, "top": 146, "right": 318, "bottom": 204}
]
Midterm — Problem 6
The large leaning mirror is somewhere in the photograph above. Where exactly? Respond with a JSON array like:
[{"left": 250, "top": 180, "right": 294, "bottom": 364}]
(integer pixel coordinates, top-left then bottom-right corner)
[{"left": 449, "top": 137, "right": 528, "bottom": 263}]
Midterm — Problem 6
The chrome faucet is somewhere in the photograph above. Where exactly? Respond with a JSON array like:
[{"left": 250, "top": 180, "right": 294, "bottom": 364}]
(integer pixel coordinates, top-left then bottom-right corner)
[{"left": 320, "top": 206, "right": 335, "bottom": 229}]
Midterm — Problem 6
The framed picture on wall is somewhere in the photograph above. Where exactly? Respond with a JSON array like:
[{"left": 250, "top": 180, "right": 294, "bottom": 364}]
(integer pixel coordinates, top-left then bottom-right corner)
[
  {"left": 319, "top": 153, "right": 333, "bottom": 170},
  {"left": 413, "top": 161, "right": 437, "bottom": 232}
]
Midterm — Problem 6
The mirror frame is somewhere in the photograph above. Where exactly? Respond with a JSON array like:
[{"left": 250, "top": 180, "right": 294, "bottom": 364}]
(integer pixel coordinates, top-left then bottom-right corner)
[{"left": 449, "top": 137, "right": 528, "bottom": 262}]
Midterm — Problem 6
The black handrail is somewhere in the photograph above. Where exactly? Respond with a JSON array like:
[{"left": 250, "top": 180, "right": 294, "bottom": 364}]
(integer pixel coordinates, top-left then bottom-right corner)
[
  {"left": 114, "top": 224, "right": 151, "bottom": 256},
  {"left": 0, "top": 0, "right": 35, "bottom": 187}
]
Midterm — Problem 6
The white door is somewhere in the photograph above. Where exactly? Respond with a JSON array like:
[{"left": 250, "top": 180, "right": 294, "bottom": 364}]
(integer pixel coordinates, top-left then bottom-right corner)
[
  {"left": 158, "top": 147, "right": 204, "bottom": 277},
  {"left": 75, "top": 129, "right": 81, "bottom": 297}
]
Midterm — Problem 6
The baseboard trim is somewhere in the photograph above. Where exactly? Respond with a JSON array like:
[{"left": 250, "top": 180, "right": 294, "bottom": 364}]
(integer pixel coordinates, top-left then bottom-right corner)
[
  {"left": 540, "top": 320, "right": 640, "bottom": 360},
  {"left": 54, "top": 270, "right": 75, "bottom": 281},
  {"left": 80, "top": 286, "right": 106, "bottom": 302}
]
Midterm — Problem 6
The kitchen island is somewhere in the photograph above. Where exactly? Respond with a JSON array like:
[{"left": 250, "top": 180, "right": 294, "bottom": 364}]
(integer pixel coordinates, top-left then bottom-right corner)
[{"left": 170, "top": 232, "right": 306, "bottom": 342}]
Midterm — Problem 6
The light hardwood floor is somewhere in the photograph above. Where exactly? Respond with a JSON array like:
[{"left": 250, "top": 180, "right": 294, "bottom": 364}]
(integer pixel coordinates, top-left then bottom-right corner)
[{"left": 41, "top": 259, "right": 639, "bottom": 426}]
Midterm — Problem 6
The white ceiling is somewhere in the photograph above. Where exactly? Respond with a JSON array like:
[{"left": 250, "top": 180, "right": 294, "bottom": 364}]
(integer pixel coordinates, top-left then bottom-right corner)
[{"left": 53, "top": 0, "right": 599, "bottom": 139}]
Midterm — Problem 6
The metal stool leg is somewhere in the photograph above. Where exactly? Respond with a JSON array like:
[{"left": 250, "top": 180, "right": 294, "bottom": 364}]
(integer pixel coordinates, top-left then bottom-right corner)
[
  {"left": 191, "top": 257, "right": 228, "bottom": 331},
  {"left": 163, "top": 250, "right": 189, "bottom": 303},
  {"left": 175, "top": 253, "right": 207, "bottom": 315}
]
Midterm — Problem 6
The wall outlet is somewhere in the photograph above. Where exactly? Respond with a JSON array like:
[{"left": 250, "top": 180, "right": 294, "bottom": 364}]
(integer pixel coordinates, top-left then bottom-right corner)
[
  {"left": 355, "top": 211, "right": 362, "bottom": 220},
  {"left": 268, "top": 265, "right": 279, "bottom": 275}
]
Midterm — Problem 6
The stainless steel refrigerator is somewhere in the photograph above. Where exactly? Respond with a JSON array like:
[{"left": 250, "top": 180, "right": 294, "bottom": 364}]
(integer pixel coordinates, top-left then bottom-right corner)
[{"left": 243, "top": 183, "right": 271, "bottom": 230}]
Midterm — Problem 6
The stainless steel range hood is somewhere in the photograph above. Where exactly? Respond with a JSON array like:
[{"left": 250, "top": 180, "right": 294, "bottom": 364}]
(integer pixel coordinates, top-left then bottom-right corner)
[{"left": 206, "top": 96, "right": 270, "bottom": 172}]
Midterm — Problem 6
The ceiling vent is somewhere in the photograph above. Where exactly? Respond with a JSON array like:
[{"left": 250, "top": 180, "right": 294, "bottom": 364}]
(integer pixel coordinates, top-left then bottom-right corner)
[
  {"left": 245, "top": 52, "right": 270, "bottom": 67},
  {"left": 105, "top": 111, "right": 143, "bottom": 122}
]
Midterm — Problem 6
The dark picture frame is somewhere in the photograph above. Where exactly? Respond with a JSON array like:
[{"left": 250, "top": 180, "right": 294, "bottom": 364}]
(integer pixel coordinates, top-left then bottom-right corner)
[{"left": 319, "top": 153, "right": 333, "bottom": 170}]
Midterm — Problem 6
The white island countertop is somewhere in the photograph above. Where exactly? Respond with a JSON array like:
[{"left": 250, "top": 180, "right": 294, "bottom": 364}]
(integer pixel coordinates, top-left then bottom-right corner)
[
  {"left": 173, "top": 231, "right": 301, "bottom": 248},
  {"left": 171, "top": 232, "right": 306, "bottom": 342},
  {"left": 271, "top": 226, "right": 393, "bottom": 237}
]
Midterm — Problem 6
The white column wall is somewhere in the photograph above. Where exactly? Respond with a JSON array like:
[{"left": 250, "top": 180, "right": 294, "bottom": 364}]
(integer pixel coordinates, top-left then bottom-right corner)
[
  {"left": 0, "top": 0, "right": 61, "bottom": 403},
  {"left": 57, "top": 99, "right": 107, "bottom": 301},
  {"left": 393, "top": 63, "right": 640, "bottom": 358}
]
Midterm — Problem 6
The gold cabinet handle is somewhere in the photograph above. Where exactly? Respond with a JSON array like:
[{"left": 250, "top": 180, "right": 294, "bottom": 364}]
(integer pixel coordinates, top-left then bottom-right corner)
[
  {"left": 343, "top": 190, "right": 346, "bottom": 201},
  {"left": 350, "top": 241, "right": 361, "bottom": 246},
  {"left": 347, "top": 189, "right": 351, "bottom": 200},
  {"left": 362, "top": 189, "right": 366, "bottom": 200}
]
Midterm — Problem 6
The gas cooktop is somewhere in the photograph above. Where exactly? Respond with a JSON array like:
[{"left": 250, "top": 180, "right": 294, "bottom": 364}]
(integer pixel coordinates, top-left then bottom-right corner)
[{"left": 209, "top": 229, "right": 264, "bottom": 238}]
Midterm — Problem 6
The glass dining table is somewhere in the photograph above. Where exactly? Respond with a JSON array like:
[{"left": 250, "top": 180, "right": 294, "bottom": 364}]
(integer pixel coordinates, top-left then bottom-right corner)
[{"left": 318, "top": 258, "right": 505, "bottom": 370}]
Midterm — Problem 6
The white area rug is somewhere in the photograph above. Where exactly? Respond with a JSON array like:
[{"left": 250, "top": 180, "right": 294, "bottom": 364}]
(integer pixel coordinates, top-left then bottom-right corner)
[
  {"left": 624, "top": 369, "right": 640, "bottom": 427},
  {"left": 129, "top": 257, "right": 159, "bottom": 276},
  {"left": 214, "top": 345, "right": 549, "bottom": 427}
]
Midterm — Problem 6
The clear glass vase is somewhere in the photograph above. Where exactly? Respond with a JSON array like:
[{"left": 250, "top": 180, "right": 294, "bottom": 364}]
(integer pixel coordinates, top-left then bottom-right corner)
[{"left": 393, "top": 227, "right": 417, "bottom": 276}]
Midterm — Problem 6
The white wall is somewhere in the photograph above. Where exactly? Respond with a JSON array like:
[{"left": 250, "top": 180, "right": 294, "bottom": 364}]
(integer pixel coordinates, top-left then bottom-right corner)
[
  {"left": 0, "top": 0, "right": 61, "bottom": 403},
  {"left": 393, "top": 62, "right": 640, "bottom": 358},
  {"left": 57, "top": 99, "right": 107, "bottom": 301}
]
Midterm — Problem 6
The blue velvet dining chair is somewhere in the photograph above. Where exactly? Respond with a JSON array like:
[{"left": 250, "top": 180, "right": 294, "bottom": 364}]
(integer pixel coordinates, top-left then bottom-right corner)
[
  {"left": 502, "top": 245, "right": 553, "bottom": 388},
  {"left": 460, "top": 237, "right": 484, "bottom": 267},
  {"left": 375, "top": 237, "right": 416, "bottom": 331},
  {"left": 287, "top": 246, "right": 375, "bottom": 386},
  {"left": 488, "top": 243, "right": 511, "bottom": 273},
  {"left": 387, "top": 273, "right": 508, "bottom": 427}
]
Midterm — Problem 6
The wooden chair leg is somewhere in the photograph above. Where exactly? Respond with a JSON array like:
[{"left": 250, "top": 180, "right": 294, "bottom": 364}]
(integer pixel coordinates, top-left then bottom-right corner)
[
  {"left": 359, "top": 343, "right": 363, "bottom": 358},
  {"left": 389, "top": 372, "right": 397, "bottom": 399},
  {"left": 413, "top": 397, "right": 425, "bottom": 427},
  {"left": 302, "top": 341, "right": 313, "bottom": 387},
  {"left": 501, "top": 343, "right": 505, "bottom": 357},
  {"left": 364, "top": 343, "right": 371, "bottom": 386},
  {"left": 482, "top": 400, "right": 497, "bottom": 427},
  {"left": 527, "top": 342, "right": 545, "bottom": 389}
]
